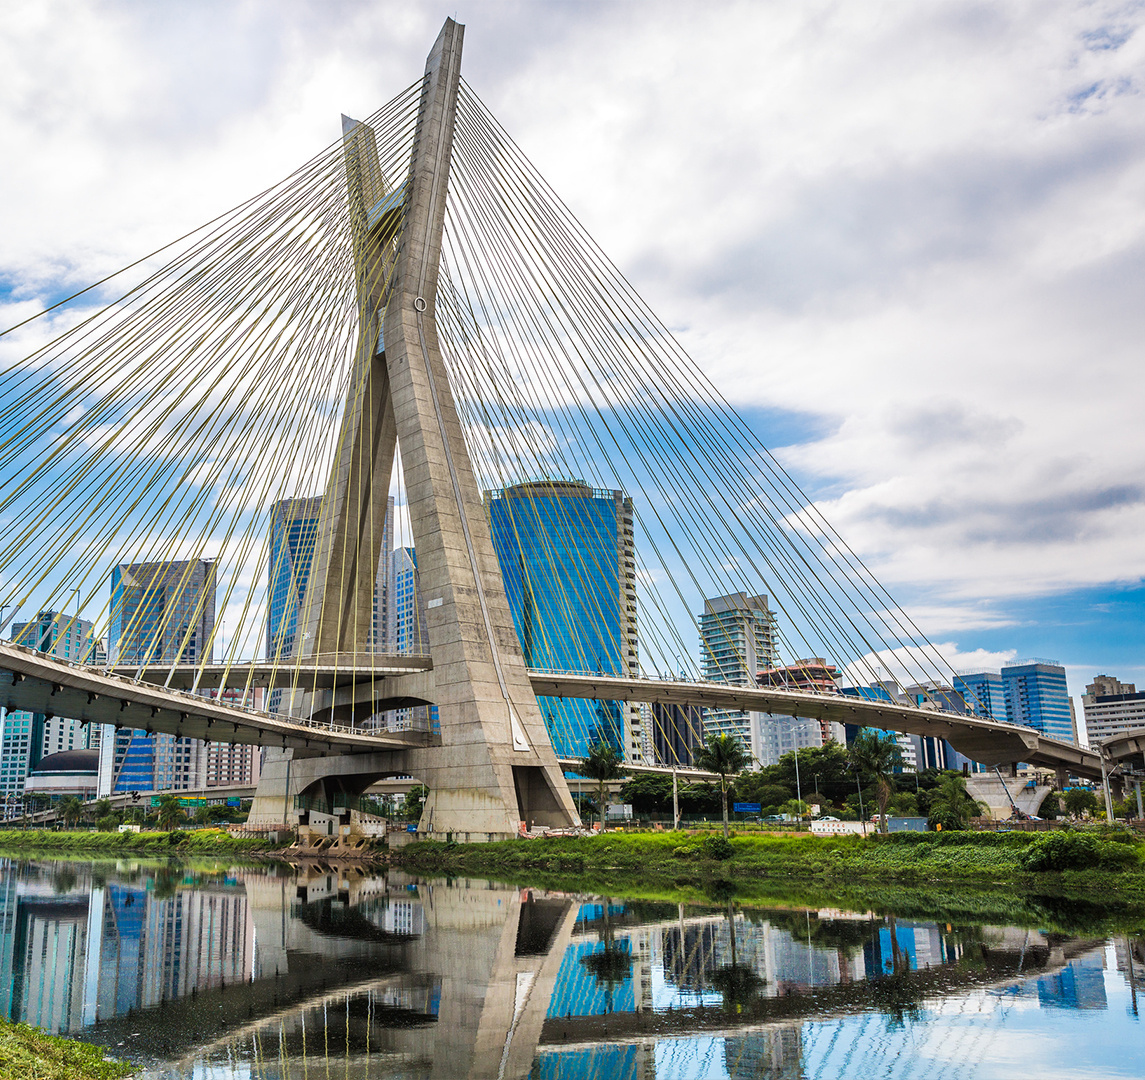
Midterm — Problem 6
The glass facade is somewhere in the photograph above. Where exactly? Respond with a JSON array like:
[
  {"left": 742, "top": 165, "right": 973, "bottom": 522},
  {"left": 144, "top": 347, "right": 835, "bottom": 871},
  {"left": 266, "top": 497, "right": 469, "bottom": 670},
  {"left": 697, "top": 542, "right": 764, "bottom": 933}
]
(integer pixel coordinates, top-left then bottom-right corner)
[
  {"left": 954, "top": 671, "right": 1008, "bottom": 722},
  {"left": 102, "top": 559, "right": 215, "bottom": 795},
  {"left": 486, "top": 480, "right": 638, "bottom": 761},
  {"left": 1002, "top": 659, "right": 1073, "bottom": 744},
  {"left": 267, "top": 496, "right": 322, "bottom": 661},
  {"left": 267, "top": 495, "right": 394, "bottom": 663}
]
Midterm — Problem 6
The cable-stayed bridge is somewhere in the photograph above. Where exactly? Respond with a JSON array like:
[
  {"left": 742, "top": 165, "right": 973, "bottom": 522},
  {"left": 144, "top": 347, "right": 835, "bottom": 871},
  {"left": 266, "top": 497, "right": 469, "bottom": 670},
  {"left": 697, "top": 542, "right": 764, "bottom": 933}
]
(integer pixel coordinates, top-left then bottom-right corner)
[{"left": 0, "top": 18, "right": 1102, "bottom": 837}]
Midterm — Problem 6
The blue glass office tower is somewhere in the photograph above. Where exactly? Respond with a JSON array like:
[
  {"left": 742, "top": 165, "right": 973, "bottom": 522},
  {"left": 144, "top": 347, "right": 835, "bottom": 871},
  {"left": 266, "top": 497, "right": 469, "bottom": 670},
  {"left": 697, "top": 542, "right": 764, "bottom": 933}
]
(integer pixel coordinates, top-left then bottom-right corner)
[
  {"left": 954, "top": 671, "right": 1008, "bottom": 722},
  {"left": 268, "top": 497, "right": 322, "bottom": 661},
  {"left": 1002, "top": 659, "right": 1073, "bottom": 744},
  {"left": 486, "top": 481, "right": 639, "bottom": 762},
  {"left": 100, "top": 559, "right": 216, "bottom": 795},
  {"left": 267, "top": 495, "right": 393, "bottom": 662}
]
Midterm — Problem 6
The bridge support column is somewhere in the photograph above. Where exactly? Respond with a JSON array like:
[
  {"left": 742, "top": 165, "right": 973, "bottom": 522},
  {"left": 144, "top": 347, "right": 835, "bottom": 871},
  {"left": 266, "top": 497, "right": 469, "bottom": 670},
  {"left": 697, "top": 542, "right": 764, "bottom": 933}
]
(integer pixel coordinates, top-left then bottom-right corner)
[
  {"left": 374, "top": 18, "right": 576, "bottom": 837},
  {"left": 248, "top": 747, "right": 412, "bottom": 827}
]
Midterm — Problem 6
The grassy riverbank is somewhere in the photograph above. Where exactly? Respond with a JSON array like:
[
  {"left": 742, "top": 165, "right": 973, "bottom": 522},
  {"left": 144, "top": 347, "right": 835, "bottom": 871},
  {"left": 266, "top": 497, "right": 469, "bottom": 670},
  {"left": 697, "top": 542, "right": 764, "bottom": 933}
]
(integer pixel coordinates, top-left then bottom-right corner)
[
  {"left": 0, "top": 827, "right": 273, "bottom": 857},
  {"left": 0, "top": 1018, "right": 131, "bottom": 1080},
  {"left": 394, "top": 829, "right": 1145, "bottom": 904}
]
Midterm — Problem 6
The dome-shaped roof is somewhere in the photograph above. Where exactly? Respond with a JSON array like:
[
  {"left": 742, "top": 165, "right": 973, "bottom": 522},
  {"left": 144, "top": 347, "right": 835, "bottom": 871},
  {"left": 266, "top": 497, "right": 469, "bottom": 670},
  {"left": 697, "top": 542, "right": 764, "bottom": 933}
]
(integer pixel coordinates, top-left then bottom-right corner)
[{"left": 31, "top": 749, "right": 99, "bottom": 775}]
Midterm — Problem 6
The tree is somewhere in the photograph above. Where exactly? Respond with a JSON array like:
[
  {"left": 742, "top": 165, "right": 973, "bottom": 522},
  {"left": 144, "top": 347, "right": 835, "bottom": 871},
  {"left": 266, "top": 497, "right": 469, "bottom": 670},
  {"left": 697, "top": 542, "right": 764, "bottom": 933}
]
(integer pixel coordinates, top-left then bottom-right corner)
[
  {"left": 1039, "top": 792, "right": 1062, "bottom": 820},
  {"left": 156, "top": 794, "right": 185, "bottom": 831},
  {"left": 848, "top": 729, "right": 903, "bottom": 834},
  {"left": 92, "top": 798, "right": 112, "bottom": 821},
  {"left": 779, "top": 798, "right": 809, "bottom": 820},
  {"left": 694, "top": 734, "right": 750, "bottom": 839},
  {"left": 619, "top": 774, "right": 674, "bottom": 815},
  {"left": 57, "top": 796, "right": 84, "bottom": 828},
  {"left": 402, "top": 785, "right": 428, "bottom": 822},
  {"left": 677, "top": 782, "right": 722, "bottom": 815},
  {"left": 926, "top": 774, "right": 985, "bottom": 831},
  {"left": 193, "top": 803, "right": 214, "bottom": 826},
  {"left": 732, "top": 777, "right": 793, "bottom": 811},
  {"left": 578, "top": 742, "right": 626, "bottom": 831},
  {"left": 1063, "top": 787, "right": 1101, "bottom": 818},
  {"left": 889, "top": 791, "right": 919, "bottom": 816}
]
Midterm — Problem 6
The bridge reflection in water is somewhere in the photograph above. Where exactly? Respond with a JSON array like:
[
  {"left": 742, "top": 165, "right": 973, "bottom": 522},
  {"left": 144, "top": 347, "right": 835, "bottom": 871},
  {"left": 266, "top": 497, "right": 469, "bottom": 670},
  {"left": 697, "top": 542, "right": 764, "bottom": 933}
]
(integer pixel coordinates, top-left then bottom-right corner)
[{"left": 0, "top": 858, "right": 1136, "bottom": 1078}]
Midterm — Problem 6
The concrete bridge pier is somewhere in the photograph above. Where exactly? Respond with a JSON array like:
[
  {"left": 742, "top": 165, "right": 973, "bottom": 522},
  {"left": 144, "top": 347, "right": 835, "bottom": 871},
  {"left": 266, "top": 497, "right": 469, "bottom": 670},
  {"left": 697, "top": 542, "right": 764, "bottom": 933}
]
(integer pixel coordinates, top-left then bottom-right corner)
[
  {"left": 248, "top": 747, "right": 412, "bottom": 827},
  {"left": 965, "top": 774, "right": 1055, "bottom": 819}
]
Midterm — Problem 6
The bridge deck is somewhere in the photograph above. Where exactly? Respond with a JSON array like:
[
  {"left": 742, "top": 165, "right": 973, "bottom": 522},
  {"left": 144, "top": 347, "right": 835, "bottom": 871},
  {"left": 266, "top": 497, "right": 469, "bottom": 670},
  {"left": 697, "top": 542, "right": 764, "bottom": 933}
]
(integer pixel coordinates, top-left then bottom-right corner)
[
  {"left": 0, "top": 642, "right": 437, "bottom": 756},
  {"left": 0, "top": 643, "right": 1102, "bottom": 778}
]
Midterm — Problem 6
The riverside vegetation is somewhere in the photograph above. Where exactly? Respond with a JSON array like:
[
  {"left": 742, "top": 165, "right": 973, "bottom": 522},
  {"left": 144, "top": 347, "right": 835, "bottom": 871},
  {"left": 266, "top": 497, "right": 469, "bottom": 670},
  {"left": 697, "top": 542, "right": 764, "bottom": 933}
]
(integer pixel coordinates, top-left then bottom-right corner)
[
  {"left": 0, "top": 826, "right": 273, "bottom": 857},
  {"left": 0, "top": 1016, "right": 131, "bottom": 1080},
  {"left": 394, "top": 827, "right": 1145, "bottom": 900}
]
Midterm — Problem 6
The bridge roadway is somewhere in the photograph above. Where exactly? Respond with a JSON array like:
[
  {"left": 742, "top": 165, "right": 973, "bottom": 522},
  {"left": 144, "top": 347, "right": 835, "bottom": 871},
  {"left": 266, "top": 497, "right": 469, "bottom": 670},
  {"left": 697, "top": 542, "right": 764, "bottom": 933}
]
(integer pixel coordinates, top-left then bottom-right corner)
[
  {"left": 0, "top": 641, "right": 1103, "bottom": 779},
  {"left": 1103, "top": 728, "right": 1145, "bottom": 769},
  {"left": 0, "top": 640, "right": 437, "bottom": 756}
]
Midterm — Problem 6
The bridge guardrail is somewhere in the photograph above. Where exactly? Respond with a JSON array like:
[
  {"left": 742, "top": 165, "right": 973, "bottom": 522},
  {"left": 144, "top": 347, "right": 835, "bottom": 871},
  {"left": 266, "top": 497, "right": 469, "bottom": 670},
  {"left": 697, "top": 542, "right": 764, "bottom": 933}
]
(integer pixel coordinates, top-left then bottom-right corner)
[{"left": 0, "top": 640, "right": 431, "bottom": 743}]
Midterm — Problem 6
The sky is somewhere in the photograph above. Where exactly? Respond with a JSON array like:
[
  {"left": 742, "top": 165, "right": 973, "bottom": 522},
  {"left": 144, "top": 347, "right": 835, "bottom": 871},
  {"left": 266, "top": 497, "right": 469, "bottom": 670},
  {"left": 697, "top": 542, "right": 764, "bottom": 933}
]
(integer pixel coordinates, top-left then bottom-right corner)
[{"left": 1, "top": 0, "right": 1143, "bottom": 701}]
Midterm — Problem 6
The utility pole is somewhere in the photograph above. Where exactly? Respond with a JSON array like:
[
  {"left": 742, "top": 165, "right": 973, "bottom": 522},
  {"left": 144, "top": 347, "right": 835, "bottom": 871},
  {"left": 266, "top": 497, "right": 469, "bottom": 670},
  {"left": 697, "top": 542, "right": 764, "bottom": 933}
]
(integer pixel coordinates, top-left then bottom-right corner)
[
  {"left": 672, "top": 767, "right": 679, "bottom": 830},
  {"left": 1100, "top": 754, "right": 1115, "bottom": 822}
]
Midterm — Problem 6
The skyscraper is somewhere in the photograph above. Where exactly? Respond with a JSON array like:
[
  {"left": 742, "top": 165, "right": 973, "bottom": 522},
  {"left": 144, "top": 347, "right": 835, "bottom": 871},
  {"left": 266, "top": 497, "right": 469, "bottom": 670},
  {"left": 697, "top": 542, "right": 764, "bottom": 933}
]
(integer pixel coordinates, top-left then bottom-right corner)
[
  {"left": 651, "top": 703, "right": 704, "bottom": 767},
  {"left": 1082, "top": 674, "right": 1145, "bottom": 747},
  {"left": 954, "top": 671, "right": 1008, "bottom": 722},
  {"left": 267, "top": 496, "right": 322, "bottom": 662},
  {"left": 1001, "top": 659, "right": 1073, "bottom": 744},
  {"left": 1, "top": 612, "right": 102, "bottom": 811},
  {"left": 99, "top": 559, "right": 216, "bottom": 796},
  {"left": 486, "top": 480, "right": 640, "bottom": 762},
  {"left": 699, "top": 593, "right": 777, "bottom": 755},
  {"left": 267, "top": 495, "right": 394, "bottom": 664},
  {"left": 385, "top": 546, "right": 432, "bottom": 732}
]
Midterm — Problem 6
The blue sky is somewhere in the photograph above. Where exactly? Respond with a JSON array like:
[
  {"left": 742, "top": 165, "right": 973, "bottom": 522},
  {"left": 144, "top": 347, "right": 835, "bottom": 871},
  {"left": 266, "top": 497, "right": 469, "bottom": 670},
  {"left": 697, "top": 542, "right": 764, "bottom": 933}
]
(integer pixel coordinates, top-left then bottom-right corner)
[{"left": 1, "top": 1, "right": 1143, "bottom": 704}]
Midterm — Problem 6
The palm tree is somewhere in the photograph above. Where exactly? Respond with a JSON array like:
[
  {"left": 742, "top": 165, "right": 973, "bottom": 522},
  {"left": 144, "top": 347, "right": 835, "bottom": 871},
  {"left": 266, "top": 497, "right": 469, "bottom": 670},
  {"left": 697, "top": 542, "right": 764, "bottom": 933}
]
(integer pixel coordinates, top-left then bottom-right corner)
[
  {"left": 578, "top": 741, "right": 625, "bottom": 832},
  {"left": 57, "top": 796, "right": 84, "bottom": 829},
  {"left": 848, "top": 729, "right": 902, "bottom": 834},
  {"left": 926, "top": 773, "right": 986, "bottom": 830},
  {"left": 694, "top": 734, "right": 749, "bottom": 839},
  {"left": 156, "top": 794, "right": 185, "bottom": 831}
]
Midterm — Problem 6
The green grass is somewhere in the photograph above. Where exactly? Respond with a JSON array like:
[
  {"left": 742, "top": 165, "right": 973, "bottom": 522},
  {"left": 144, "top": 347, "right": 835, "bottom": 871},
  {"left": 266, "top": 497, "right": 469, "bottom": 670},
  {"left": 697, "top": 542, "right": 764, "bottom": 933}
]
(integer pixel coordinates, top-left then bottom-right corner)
[
  {"left": 0, "top": 1018, "right": 131, "bottom": 1080},
  {"left": 394, "top": 828, "right": 1145, "bottom": 896},
  {"left": 0, "top": 827, "right": 272, "bottom": 857}
]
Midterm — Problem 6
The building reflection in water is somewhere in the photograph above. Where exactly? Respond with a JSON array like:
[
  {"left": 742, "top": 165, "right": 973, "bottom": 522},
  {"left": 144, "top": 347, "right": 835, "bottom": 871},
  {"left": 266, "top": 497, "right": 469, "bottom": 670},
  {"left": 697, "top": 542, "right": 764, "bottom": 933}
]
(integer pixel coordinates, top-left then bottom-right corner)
[{"left": 0, "top": 857, "right": 1126, "bottom": 1079}]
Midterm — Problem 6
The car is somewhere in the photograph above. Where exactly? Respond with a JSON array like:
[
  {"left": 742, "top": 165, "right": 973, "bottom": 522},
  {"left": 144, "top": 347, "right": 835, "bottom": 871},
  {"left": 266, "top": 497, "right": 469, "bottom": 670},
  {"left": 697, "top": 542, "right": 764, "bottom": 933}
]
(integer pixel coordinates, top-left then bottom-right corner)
[
  {"left": 764, "top": 814, "right": 783, "bottom": 822},
  {"left": 818, "top": 816, "right": 840, "bottom": 822}
]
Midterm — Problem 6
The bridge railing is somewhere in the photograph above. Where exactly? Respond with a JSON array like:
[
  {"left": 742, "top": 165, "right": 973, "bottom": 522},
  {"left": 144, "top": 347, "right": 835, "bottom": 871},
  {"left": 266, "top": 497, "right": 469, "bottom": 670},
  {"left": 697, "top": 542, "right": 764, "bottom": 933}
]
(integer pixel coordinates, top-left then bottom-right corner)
[{"left": 0, "top": 640, "right": 427, "bottom": 742}]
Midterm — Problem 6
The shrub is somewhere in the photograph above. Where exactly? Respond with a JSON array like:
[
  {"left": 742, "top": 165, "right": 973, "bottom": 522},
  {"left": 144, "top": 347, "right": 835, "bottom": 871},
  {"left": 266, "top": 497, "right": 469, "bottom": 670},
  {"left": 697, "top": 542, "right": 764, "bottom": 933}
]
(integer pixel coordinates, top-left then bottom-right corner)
[
  {"left": 1019, "top": 831, "right": 1138, "bottom": 872},
  {"left": 700, "top": 834, "right": 733, "bottom": 860}
]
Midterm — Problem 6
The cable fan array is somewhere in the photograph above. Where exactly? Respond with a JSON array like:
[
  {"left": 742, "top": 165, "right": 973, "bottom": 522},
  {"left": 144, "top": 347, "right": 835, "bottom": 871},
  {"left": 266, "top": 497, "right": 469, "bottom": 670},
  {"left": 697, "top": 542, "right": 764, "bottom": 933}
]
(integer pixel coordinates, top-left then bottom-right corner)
[
  {"left": 0, "top": 74, "right": 974, "bottom": 744},
  {"left": 437, "top": 84, "right": 968, "bottom": 700}
]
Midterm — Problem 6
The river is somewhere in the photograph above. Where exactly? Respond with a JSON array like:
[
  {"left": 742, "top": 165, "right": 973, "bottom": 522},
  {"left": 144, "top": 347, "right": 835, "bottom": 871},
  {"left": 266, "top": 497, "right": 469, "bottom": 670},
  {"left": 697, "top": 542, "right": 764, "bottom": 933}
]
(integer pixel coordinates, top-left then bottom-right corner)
[{"left": 0, "top": 856, "right": 1142, "bottom": 1078}]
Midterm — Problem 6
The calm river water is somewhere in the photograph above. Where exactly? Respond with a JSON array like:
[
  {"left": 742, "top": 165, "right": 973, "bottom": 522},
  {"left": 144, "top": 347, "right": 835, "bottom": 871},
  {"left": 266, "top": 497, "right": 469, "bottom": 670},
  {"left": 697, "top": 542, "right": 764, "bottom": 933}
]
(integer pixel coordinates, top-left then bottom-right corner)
[{"left": 0, "top": 857, "right": 1143, "bottom": 1078}]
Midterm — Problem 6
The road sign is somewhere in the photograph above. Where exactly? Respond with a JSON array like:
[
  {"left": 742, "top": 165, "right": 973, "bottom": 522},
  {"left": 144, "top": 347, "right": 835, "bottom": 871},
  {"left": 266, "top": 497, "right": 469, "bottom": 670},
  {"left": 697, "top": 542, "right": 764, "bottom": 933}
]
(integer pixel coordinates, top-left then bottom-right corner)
[
  {"left": 226, "top": 797, "right": 241, "bottom": 808},
  {"left": 733, "top": 802, "right": 761, "bottom": 813}
]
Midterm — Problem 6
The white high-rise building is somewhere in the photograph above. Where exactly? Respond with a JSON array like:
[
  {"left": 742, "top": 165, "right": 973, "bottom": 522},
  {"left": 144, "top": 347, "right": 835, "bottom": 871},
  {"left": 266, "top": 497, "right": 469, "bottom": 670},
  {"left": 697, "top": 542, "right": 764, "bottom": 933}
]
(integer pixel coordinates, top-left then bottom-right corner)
[
  {"left": 1082, "top": 674, "right": 1145, "bottom": 746},
  {"left": 1, "top": 612, "right": 102, "bottom": 811},
  {"left": 699, "top": 593, "right": 777, "bottom": 755}
]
